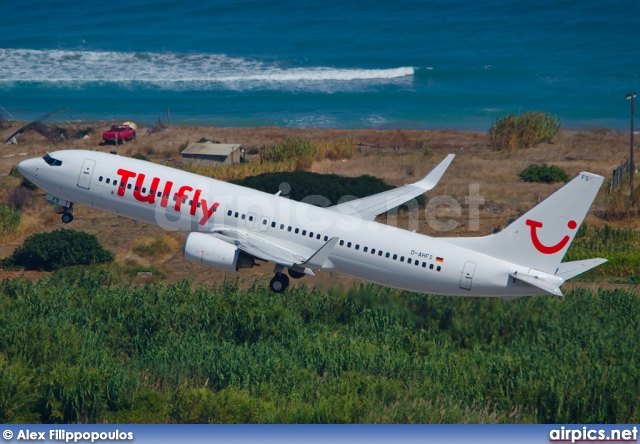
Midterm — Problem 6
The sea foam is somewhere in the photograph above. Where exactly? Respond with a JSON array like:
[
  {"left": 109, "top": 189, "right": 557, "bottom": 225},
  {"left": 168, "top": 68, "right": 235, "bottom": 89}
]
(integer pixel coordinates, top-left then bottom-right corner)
[{"left": 0, "top": 49, "right": 414, "bottom": 92}]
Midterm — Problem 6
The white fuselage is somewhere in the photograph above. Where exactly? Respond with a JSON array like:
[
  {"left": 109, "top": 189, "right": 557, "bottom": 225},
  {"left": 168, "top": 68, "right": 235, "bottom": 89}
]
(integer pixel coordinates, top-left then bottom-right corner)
[{"left": 18, "top": 150, "right": 545, "bottom": 297}]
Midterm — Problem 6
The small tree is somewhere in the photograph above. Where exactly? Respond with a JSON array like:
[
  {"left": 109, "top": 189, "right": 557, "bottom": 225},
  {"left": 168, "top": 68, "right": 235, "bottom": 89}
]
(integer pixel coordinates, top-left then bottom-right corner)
[{"left": 4, "top": 229, "right": 114, "bottom": 271}]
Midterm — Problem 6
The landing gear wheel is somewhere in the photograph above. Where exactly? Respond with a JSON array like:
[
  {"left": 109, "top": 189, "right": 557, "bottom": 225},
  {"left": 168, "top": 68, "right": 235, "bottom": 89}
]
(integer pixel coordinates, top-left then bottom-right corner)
[
  {"left": 288, "top": 268, "right": 305, "bottom": 279},
  {"left": 61, "top": 213, "right": 74, "bottom": 224},
  {"left": 269, "top": 274, "right": 290, "bottom": 293}
]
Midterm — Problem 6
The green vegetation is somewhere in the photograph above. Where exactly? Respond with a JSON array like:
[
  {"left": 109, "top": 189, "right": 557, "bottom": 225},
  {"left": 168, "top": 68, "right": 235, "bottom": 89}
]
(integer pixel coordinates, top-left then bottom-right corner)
[
  {"left": 566, "top": 224, "right": 640, "bottom": 277},
  {"left": 1, "top": 229, "right": 114, "bottom": 271},
  {"left": 131, "top": 153, "right": 150, "bottom": 161},
  {"left": 197, "top": 138, "right": 220, "bottom": 144},
  {"left": 488, "top": 112, "right": 560, "bottom": 151},
  {"left": 231, "top": 171, "right": 400, "bottom": 206},
  {"left": 132, "top": 236, "right": 174, "bottom": 257},
  {"left": 0, "top": 204, "right": 20, "bottom": 240},
  {"left": 0, "top": 270, "right": 637, "bottom": 423},
  {"left": 518, "top": 164, "right": 569, "bottom": 183},
  {"left": 262, "top": 137, "right": 319, "bottom": 170}
]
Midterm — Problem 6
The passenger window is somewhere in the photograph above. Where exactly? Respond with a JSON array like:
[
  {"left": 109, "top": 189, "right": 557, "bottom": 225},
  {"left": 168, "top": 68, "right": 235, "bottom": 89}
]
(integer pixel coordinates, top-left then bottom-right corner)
[
  {"left": 135, "top": 186, "right": 139, "bottom": 191},
  {"left": 347, "top": 242, "right": 351, "bottom": 248},
  {"left": 407, "top": 259, "right": 412, "bottom": 264},
  {"left": 173, "top": 195, "right": 177, "bottom": 201},
  {"left": 241, "top": 214, "right": 246, "bottom": 220},
  {"left": 295, "top": 228, "right": 299, "bottom": 234},
  {"left": 99, "top": 176, "right": 103, "bottom": 182},
  {"left": 371, "top": 249, "right": 376, "bottom": 254},
  {"left": 288, "top": 226, "right": 292, "bottom": 232},
  {"left": 128, "top": 184, "right": 133, "bottom": 189},
  {"left": 262, "top": 219, "right": 267, "bottom": 225},
  {"left": 339, "top": 240, "right": 344, "bottom": 246},
  {"left": 249, "top": 216, "right": 254, "bottom": 221},
  {"left": 157, "top": 191, "right": 162, "bottom": 197},
  {"left": 363, "top": 247, "right": 368, "bottom": 252},
  {"left": 355, "top": 244, "right": 360, "bottom": 250},
  {"left": 393, "top": 254, "right": 397, "bottom": 260},
  {"left": 385, "top": 253, "right": 390, "bottom": 258},
  {"left": 106, "top": 178, "right": 111, "bottom": 184},
  {"left": 188, "top": 200, "right": 192, "bottom": 205},
  {"left": 415, "top": 261, "right": 419, "bottom": 266},
  {"left": 302, "top": 230, "right": 306, "bottom": 236},
  {"left": 228, "top": 210, "right": 232, "bottom": 216},
  {"left": 437, "top": 266, "right": 441, "bottom": 271},
  {"left": 197, "top": 202, "right": 201, "bottom": 208},
  {"left": 422, "top": 262, "right": 426, "bottom": 267},
  {"left": 378, "top": 251, "right": 383, "bottom": 256},
  {"left": 309, "top": 232, "right": 313, "bottom": 237},
  {"left": 429, "top": 264, "right": 434, "bottom": 269},
  {"left": 280, "top": 224, "right": 285, "bottom": 230},
  {"left": 113, "top": 181, "right": 117, "bottom": 186},
  {"left": 400, "top": 256, "right": 404, "bottom": 262},
  {"left": 324, "top": 236, "right": 329, "bottom": 241},
  {"left": 235, "top": 212, "right": 239, "bottom": 217},
  {"left": 316, "top": 234, "right": 320, "bottom": 240}
]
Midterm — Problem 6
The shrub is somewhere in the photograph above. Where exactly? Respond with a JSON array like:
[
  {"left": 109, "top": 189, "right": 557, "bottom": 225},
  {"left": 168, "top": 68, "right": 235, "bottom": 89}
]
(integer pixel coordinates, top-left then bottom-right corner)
[
  {"left": 7, "top": 187, "right": 32, "bottom": 210},
  {"left": 3, "top": 229, "right": 114, "bottom": 271},
  {"left": 518, "top": 164, "right": 569, "bottom": 183},
  {"left": 263, "top": 138, "right": 318, "bottom": 170},
  {"left": 131, "top": 153, "right": 149, "bottom": 161},
  {"left": 232, "top": 171, "right": 425, "bottom": 207},
  {"left": 489, "top": 112, "right": 560, "bottom": 151},
  {"left": 0, "top": 204, "right": 20, "bottom": 239}
]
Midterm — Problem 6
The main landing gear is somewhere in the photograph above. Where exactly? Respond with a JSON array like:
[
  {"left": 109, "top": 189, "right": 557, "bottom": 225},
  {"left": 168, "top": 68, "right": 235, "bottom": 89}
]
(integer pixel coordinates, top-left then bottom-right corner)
[
  {"left": 61, "top": 204, "right": 74, "bottom": 224},
  {"left": 269, "top": 265, "right": 290, "bottom": 293}
]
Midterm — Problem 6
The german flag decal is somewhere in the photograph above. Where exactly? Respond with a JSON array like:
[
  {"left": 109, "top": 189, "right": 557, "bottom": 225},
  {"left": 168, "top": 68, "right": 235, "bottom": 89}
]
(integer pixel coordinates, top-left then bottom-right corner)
[{"left": 435, "top": 257, "right": 444, "bottom": 263}]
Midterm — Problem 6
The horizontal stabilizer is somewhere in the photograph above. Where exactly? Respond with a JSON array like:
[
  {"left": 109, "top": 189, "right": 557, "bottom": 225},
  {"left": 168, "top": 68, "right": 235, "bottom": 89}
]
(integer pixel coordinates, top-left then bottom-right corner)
[
  {"left": 509, "top": 272, "right": 563, "bottom": 297},
  {"left": 556, "top": 258, "right": 608, "bottom": 280}
]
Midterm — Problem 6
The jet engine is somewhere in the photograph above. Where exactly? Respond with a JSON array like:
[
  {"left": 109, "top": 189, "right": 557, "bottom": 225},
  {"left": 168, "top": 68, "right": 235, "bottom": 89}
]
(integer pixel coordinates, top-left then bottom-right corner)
[{"left": 183, "top": 233, "right": 255, "bottom": 272}]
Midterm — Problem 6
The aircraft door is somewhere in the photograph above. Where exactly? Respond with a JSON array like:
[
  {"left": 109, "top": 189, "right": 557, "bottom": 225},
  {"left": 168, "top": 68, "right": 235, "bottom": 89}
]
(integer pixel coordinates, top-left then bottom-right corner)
[
  {"left": 77, "top": 159, "right": 96, "bottom": 190},
  {"left": 459, "top": 261, "right": 476, "bottom": 290},
  {"left": 245, "top": 212, "right": 256, "bottom": 228}
]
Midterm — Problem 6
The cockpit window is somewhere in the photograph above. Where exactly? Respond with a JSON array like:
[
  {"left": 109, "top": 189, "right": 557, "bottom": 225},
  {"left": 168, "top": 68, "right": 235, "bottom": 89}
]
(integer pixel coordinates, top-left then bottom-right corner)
[{"left": 43, "top": 154, "right": 62, "bottom": 166}]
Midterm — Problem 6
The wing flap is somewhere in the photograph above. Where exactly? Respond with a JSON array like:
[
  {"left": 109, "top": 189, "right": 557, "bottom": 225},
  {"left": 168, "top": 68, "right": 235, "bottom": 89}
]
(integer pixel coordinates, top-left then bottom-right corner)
[{"left": 509, "top": 272, "right": 563, "bottom": 297}]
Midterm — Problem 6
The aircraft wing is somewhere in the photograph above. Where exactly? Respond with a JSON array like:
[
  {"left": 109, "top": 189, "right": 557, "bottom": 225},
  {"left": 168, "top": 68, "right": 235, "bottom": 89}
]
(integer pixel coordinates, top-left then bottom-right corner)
[
  {"left": 212, "top": 228, "right": 338, "bottom": 273},
  {"left": 326, "top": 154, "right": 454, "bottom": 220}
]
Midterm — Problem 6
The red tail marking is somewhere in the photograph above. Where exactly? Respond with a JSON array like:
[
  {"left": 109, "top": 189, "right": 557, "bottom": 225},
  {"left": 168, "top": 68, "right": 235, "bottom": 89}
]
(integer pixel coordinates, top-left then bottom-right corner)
[{"left": 526, "top": 219, "right": 577, "bottom": 255}]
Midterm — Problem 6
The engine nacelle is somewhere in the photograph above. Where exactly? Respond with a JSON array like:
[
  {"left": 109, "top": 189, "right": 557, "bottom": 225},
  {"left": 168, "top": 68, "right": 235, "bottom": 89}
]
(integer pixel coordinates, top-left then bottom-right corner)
[{"left": 183, "top": 233, "right": 255, "bottom": 272}]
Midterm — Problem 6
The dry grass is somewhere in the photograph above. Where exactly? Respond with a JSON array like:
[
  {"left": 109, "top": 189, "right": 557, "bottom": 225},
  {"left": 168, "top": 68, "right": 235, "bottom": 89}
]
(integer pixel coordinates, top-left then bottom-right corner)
[{"left": 0, "top": 124, "right": 634, "bottom": 287}]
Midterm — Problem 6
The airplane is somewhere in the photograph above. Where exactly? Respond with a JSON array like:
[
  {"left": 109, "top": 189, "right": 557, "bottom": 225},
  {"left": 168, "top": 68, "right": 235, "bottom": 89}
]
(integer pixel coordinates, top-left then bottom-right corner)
[{"left": 17, "top": 150, "right": 606, "bottom": 298}]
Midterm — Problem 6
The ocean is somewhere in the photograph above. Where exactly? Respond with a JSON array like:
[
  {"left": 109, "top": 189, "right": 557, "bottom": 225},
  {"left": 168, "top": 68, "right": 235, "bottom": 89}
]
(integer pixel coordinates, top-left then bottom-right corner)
[{"left": 0, "top": 0, "right": 638, "bottom": 130}]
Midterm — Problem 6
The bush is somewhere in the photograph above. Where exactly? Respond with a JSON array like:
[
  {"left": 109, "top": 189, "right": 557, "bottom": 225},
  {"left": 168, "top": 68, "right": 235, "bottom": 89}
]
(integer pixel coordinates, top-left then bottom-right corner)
[
  {"left": 131, "top": 153, "right": 149, "bottom": 161},
  {"left": 232, "top": 171, "right": 395, "bottom": 206},
  {"left": 518, "top": 164, "right": 569, "bottom": 183},
  {"left": 3, "top": 229, "right": 114, "bottom": 271},
  {"left": 0, "top": 204, "right": 20, "bottom": 239},
  {"left": 263, "top": 138, "right": 318, "bottom": 170},
  {"left": 489, "top": 112, "right": 560, "bottom": 151}
]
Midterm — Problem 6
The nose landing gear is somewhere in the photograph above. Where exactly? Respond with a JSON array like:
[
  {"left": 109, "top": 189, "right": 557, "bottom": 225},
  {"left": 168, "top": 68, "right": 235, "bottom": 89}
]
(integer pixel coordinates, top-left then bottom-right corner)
[{"left": 61, "top": 205, "right": 74, "bottom": 224}]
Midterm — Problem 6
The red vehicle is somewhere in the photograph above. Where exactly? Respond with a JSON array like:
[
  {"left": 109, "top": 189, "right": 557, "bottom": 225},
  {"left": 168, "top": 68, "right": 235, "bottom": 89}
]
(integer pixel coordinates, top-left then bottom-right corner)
[{"left": 102, "top": 123, "right": 136, "bottom": 144}]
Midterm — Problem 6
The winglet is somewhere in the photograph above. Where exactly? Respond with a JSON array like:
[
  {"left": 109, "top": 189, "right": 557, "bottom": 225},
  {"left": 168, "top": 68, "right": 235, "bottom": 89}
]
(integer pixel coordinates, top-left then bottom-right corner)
[{"left": 410, "top": 154, "right": 455, "bottom": 191}]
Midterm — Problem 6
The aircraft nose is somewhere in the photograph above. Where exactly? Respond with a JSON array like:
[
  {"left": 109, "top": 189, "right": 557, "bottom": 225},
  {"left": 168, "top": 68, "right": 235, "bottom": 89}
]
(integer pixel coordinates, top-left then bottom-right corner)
[{"left": 17, "top": 158, "right": 39, "bottom": 178}]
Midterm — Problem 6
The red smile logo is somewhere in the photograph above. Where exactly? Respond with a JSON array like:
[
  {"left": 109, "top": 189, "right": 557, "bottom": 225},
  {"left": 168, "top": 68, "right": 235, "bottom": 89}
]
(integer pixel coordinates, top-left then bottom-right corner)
[{"left": 526, "top": 219, "right": 577, "bottom": 254}]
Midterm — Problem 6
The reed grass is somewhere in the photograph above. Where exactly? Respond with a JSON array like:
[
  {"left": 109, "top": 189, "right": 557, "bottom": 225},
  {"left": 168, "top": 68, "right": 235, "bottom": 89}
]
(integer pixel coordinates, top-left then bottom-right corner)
[
  {"left": 0, "top": 270, "right": 637, "bottom": 423},
  {"left": 489, "top": 112, "right": 560, "bottom": 151}
]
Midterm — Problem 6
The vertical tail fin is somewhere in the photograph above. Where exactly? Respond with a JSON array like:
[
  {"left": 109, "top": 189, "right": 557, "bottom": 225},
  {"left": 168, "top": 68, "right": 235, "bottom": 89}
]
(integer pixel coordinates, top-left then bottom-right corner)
[{"left": 446, "top": 172, "right": 604, "bottom": 274}]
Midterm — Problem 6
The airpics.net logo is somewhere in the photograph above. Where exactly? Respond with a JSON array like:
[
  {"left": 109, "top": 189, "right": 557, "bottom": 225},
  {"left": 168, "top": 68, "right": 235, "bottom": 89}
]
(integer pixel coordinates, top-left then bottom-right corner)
[{"left": 549, "top": 426, "right": 638, "bottom": 443}]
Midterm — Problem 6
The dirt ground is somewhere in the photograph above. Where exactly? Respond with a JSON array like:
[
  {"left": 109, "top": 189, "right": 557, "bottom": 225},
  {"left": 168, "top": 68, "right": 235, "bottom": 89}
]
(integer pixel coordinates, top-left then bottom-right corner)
[{"left": 0, "top": 123, "right": 635, "bottom": 291}]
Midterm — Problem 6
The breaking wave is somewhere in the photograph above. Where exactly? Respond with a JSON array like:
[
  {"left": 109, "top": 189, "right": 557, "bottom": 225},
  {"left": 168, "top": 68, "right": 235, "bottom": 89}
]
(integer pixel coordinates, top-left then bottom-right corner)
[{"left": 0, "top": 49, "right": 414, "bottom": 92}]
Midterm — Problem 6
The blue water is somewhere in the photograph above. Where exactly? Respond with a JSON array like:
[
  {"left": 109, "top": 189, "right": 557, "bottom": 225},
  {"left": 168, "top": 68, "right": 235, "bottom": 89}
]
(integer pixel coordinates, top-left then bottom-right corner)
[{"left": 0, "top": 0, "right": 638, "bottom": 130}]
